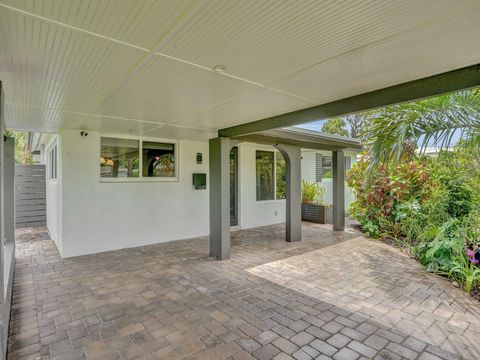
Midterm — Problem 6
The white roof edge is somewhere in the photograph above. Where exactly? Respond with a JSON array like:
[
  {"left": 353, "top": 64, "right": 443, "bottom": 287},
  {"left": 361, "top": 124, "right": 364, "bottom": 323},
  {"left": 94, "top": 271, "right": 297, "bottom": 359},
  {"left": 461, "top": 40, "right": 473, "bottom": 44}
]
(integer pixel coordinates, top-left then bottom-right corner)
[{"left": 286, "top": 126, "right": 361, "bottom": 143}]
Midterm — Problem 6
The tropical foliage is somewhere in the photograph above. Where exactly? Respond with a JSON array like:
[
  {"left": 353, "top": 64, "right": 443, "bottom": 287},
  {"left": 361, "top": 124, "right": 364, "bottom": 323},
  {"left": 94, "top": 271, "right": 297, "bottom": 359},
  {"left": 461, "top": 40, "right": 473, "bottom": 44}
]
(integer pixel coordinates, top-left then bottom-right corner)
[
  {"left": 362, "top": 89, "right": 480, "bottom": 176},
  {"left": 321, "top": 112, "right": 373, "bottom": 138},
  {"left": 5, "top": 130, "right": 33, "bottom": 164},
  {"left": 301, "top": 180, "right": 327, "bottom": 205},
  {"left": 348, "top": 148, "right": 480, "bottom": 294},
  {"left": 348, "top": 88, "right": 480, "bottom": 295},
  {"left": 276, "top": 152, "right": 286, "bottom": 199},
  {"left": 321, "top": 118, "right": 349, "bottom": 137}
]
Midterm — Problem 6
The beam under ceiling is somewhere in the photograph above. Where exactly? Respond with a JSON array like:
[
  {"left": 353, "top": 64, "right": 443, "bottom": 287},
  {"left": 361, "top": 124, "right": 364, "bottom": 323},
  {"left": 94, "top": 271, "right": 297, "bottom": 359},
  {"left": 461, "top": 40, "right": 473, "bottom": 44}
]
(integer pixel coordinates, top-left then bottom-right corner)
[
  {"left": 232, "top": 128, "right": 361, "bottom": 151},
  {"left": 219, "top": 63, "right": 480, "bottom": 137}
]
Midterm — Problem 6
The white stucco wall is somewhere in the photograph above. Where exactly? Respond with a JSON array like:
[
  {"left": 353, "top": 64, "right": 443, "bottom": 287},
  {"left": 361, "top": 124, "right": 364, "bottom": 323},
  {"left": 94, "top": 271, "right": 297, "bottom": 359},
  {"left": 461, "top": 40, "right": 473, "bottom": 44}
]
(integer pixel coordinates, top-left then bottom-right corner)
[
  {"left": 58, "top": 134, "right": 288, "bottom": 257},
  {"left": 45, "top": 136, "right": 62, "bottom": 253},
  {"left": 238, "top": 143, "right": 286, "bottom": 229},
  {"left": 59, "top": 129, "right": 210, "bottom": 257}
]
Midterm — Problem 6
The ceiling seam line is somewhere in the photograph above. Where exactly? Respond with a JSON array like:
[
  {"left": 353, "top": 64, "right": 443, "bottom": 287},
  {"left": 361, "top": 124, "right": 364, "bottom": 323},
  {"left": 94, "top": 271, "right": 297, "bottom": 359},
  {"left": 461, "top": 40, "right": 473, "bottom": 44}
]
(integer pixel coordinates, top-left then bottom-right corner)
[
  {"left": 0, "top": 2, "right": 150, "bottom": 52},
  {"left": 4, "top": 103, "right": 167, "bottom": 126},
  {"left": 91, "top": 0, "right": 201, "bottom": 114},
  {"left": 0, "top": 1, "right": 313, "bottom": 105}
]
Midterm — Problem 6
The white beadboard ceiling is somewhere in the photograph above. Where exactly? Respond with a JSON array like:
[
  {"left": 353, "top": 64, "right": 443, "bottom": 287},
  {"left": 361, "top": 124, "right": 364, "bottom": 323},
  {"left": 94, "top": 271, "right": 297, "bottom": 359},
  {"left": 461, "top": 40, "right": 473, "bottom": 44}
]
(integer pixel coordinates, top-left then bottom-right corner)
[{"left": 1, "top": 0, "right": 480, "bottom": 140}]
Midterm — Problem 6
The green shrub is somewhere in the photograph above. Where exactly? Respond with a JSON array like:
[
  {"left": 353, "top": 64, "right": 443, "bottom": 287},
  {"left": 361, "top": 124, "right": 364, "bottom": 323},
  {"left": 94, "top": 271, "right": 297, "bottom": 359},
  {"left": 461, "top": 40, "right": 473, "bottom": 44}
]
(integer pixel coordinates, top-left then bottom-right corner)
[
  {"left": 347, "top": 145, "right": 480, "bottom": 295},
  {"left": 301, "top": 180, "right": 327, "bottom": 205},
  {"left": 415, "top": 219, "right": 463, "bottom": 273},
  {"left": 444, "top": 179, "right": 472, "bottom": 218},
  {"left": 448, "top": 255, "right": 480, "bottom": 293}
]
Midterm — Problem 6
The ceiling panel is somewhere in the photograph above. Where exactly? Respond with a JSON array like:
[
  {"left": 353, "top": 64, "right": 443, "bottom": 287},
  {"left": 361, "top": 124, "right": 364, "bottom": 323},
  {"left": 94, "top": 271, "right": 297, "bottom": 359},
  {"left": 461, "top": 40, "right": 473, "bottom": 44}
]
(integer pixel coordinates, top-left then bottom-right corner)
[
  {"left": 60, "top": 115, "right": 160, "bottom": 136},
  {"left": 1, "top": 0, "right": 195, "bottom": 49},
  {"left": 1, "top": 0, "right": 480, "bottom": 135},
  {"left": 144, "top": 124, "right": 216, "bottom": 141},
  {"left": 173, "top": 88, "right": 311, "bottom": 129},
  {"left": 5, "top": 104, "right": 160, "bottom": 136},
  {"left": 0, "top": 8, "right": 146, "bottom": 130},
  {"left": 270, "top": 10, "right": 480, "bottom": 103},
  {"left": 4, "top": 104, "right": 62, "bottom": 132},
  {"left": 96, "top": 54, "right": 258, "bottom": 124},
  {"left": 157, "top": 0, "right": 478, "bottom": 85}
]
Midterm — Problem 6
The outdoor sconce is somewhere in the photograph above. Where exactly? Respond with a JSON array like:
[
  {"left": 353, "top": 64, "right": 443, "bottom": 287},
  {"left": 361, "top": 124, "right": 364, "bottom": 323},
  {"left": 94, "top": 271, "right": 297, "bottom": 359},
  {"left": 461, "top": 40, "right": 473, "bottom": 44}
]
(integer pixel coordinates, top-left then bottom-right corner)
[{"left": 196, "top": 152, "right": 203, "bottom": 164}]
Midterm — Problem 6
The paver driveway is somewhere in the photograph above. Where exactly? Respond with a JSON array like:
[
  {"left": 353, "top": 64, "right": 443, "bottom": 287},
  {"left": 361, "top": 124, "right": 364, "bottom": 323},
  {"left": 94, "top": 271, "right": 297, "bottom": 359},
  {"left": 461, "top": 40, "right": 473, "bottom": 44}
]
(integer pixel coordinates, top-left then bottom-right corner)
[{"left": 8, "top": 223, "right": 480, "bottom": 360}]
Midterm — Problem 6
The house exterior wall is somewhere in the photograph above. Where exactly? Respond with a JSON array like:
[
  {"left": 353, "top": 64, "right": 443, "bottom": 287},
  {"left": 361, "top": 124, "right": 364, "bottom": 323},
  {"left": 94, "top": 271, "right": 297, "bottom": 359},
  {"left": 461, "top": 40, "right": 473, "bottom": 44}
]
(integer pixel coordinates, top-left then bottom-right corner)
[
  {"left": 301, "top": 149, "right": 357, "bottom": 209},
  {"left": 34, "top": 130, "right": 358, "bottom": 258},
  {"left": 238, "top": 143, "right": 286, "bottom": 229},
  {"left": 45, "top": 135, "right": 62, "bottom": 253},
  {"left": 59, "top": 129, "right": 210, "bottom": 257}
]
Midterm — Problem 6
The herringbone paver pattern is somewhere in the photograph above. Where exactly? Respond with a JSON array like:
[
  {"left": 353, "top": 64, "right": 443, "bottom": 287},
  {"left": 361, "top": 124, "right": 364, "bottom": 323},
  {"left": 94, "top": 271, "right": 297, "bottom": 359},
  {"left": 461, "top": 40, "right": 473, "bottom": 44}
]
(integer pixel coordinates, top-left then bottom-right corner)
[{"left": 8, "top": 224, "right": 480, "bottom": 359}]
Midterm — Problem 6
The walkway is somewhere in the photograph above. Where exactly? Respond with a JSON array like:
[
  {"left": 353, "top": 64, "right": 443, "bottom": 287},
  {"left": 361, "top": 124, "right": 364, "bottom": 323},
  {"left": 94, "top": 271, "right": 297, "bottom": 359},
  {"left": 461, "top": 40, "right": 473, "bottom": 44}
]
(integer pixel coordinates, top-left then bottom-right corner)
[{"left": 8, "top": 224, "right": 480, "bottom": 359}]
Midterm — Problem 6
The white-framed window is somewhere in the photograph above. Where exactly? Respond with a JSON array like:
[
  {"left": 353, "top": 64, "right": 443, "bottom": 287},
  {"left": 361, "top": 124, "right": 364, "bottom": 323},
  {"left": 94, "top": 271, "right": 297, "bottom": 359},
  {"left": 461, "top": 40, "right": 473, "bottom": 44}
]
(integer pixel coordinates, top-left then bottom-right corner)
[
  {"left": 255, "top": 150, "right": 285, "bottom": 201},
  {"left": 48, "top": 145, "right": 57, "bottom": 180},
  {"left": 100, "top": 136, "right": 177, "bottom": 181}
]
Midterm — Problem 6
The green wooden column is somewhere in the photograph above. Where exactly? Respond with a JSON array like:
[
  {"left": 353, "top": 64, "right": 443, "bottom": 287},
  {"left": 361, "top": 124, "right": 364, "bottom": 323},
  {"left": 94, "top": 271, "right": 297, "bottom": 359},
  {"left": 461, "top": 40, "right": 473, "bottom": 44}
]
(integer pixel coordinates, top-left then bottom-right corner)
[
  {"left": 332, "top": 150, "right": 345, "bottom": 231},
  {"left": 209, "top": 137, "right": 231, "bottom": 260}
]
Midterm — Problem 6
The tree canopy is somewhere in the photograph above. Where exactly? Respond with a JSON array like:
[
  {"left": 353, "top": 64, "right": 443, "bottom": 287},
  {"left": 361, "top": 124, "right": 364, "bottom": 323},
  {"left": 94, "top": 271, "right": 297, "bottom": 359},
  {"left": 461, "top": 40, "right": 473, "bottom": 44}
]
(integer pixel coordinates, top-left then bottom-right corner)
[
  {"left": 5, "top": 131, "right": 33, "bottom": 164},
  {"left": 321, "top": 117, "right": 348, "bottom": 136}
]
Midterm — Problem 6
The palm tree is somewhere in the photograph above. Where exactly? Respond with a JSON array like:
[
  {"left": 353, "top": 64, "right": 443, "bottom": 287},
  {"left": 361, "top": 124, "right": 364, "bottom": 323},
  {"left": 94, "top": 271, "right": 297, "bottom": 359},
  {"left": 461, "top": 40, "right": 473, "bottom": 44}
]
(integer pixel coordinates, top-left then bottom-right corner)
[{"left": 362, "top": 89, "right": 480, "bottom": 176}]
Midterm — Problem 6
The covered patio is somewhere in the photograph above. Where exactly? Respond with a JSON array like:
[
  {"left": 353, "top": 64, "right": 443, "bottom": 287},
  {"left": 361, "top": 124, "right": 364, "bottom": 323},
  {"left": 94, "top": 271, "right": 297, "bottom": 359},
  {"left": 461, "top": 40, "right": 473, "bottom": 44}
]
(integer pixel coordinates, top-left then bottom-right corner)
[
  {"left": 1, "top": 1, "right": 480, "bottom": 359},
  {"left": 209, "top": 127, "right": 361, "bottom": 260},
  {"left": 9, "top": 224, "right": 480, "bottom": 360}
]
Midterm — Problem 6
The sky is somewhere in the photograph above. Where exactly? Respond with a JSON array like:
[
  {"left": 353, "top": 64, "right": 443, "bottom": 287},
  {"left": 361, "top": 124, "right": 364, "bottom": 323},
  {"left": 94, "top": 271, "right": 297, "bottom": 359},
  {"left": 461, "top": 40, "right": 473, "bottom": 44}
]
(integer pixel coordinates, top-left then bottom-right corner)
[
  {"left": 294, "top": 118, "right": 464, "bottom": 148},
  {"left": 295, "top": 119, "right": 326, "bottom": 132}
]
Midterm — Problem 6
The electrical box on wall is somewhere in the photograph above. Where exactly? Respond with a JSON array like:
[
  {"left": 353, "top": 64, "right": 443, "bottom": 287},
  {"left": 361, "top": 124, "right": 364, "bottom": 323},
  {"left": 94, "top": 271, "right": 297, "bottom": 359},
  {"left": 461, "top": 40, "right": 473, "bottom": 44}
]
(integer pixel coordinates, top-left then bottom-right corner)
[{"left": 193, "top": 173, "right": 207, "bottom": 190}]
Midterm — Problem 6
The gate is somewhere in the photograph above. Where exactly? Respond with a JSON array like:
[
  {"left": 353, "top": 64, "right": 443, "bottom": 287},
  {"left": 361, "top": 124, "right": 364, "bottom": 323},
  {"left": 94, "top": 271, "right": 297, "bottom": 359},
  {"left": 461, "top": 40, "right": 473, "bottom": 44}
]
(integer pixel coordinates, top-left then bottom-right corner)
[{"left": 15, "top": 164, "right": 46, "bottom": 228}]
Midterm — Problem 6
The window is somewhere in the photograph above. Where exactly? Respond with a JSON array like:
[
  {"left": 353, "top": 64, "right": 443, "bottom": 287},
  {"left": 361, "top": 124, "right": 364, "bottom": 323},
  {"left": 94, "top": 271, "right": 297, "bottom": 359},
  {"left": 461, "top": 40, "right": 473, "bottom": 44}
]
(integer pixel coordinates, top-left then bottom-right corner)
[
  {"left": 256, "top": 150, "right": 286, "bottom": 201},
  {"left": 100, "top": 137, "right": 139, "bottom": 178},
  {"left": 49, "top": 145, "right": 57, "bottom": 180},
  {"left": 256, "top": 151, "right": 274, "bottom": 200},
  {"left": 276, "top": 152, "right": 286, "bottom": 199},
  {"left": 100, "top": 137, "right": 177, "bottom": 180},
  {"left": 345, "top": 156, "right": 352, "bottom": 171},
  {"left": 316, "top": 154, "right": 352, "bottom": 182},
  {"left": 322, "top": 156, "right": 333, "bottom": 179},
  {"left": 142, "top": 142, "right": 175, "bottom": 177}
]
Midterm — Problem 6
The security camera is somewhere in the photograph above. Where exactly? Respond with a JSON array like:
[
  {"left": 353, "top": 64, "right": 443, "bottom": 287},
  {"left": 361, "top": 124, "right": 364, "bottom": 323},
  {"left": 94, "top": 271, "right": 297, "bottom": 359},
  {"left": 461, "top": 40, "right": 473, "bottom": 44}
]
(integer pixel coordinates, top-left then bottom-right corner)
[{"left": 80, "top": 131, "right": 88, "bottom": 137}]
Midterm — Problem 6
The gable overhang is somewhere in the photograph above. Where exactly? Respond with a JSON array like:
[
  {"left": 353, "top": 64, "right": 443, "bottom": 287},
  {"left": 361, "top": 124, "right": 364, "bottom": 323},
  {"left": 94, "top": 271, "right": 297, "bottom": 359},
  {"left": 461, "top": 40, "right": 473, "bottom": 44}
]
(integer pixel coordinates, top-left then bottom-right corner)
[{"left": 232, "top": 128, "right": 361, "bottom": 151}]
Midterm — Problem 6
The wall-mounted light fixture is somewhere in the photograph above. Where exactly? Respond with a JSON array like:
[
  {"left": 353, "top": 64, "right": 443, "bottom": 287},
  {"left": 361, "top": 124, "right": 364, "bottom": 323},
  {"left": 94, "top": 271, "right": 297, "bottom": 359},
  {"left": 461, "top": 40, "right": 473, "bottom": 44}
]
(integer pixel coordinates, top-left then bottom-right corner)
[{"left": 196, "top": 153, "right": 203, "bottom": 164}]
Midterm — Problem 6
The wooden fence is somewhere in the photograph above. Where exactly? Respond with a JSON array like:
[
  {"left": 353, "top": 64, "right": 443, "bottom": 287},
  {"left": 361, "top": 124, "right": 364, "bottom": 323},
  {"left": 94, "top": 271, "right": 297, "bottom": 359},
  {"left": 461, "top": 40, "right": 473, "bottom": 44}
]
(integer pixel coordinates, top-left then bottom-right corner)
[{"left": 15, "top": 165, "right": 46, "bottom": 228}]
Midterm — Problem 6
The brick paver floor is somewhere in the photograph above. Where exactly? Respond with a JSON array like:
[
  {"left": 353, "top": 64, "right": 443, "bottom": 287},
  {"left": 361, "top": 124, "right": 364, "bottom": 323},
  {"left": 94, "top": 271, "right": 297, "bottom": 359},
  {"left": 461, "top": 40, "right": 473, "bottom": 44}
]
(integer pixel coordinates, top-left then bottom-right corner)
[{"left": 8, "top": 224, "right": 480, "bottom": 360}]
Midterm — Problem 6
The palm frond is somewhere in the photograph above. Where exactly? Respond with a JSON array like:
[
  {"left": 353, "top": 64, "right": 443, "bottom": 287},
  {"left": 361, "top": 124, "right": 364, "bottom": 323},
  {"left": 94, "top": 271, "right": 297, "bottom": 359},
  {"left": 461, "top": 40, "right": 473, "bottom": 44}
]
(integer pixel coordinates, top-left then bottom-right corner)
[{"left": 363, "top": 89, "right": 480, "bottom": 178}]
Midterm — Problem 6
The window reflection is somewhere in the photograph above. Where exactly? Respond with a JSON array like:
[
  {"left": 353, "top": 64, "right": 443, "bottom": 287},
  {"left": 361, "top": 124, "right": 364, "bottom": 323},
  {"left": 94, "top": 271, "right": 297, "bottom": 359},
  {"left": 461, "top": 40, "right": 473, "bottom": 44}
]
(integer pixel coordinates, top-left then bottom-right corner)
[
  {"left": 142, "top": 142, "right": 175, "bottom": 177},
  {"left": 256, "top": 150, "right": 275, "bottom": 201},
  {"left": 100, "top": 137, "right": 139, "bottom": 178}
]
